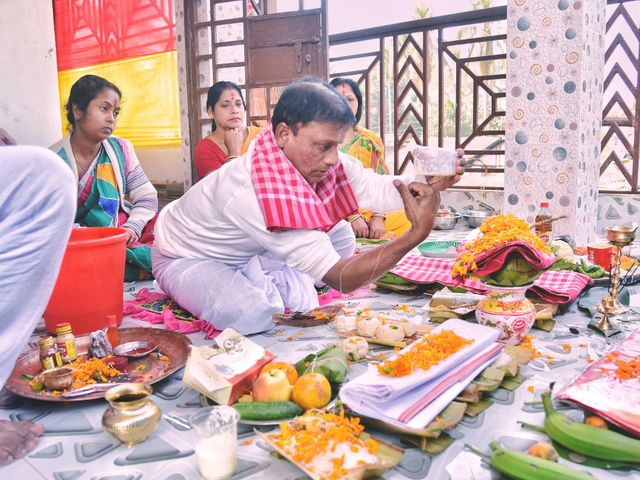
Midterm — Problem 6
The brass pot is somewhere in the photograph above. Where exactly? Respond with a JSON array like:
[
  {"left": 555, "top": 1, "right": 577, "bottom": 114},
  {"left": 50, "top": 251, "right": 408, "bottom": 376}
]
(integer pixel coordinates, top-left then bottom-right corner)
[{"left": 102, "top": 383, "right": 161, "bottom": 446}]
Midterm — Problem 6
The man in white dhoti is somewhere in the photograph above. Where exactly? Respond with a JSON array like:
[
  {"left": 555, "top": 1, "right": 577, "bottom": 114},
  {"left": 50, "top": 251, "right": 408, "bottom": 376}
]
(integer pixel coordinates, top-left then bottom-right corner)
[{"left": 152, "top": 79, "right": 463, "bottom": 334}]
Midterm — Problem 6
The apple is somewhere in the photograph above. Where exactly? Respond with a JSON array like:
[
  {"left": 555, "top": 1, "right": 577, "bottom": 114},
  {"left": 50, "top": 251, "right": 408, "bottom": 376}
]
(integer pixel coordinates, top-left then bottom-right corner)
[{"left": 252, "top": 369, "right": 292, "bottom": 402}]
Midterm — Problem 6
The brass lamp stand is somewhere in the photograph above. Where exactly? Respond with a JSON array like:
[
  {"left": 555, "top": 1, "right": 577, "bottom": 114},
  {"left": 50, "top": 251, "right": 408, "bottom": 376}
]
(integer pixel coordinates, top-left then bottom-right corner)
[{"left": 591, "top": 224, "right": 638, "bottom": 336}]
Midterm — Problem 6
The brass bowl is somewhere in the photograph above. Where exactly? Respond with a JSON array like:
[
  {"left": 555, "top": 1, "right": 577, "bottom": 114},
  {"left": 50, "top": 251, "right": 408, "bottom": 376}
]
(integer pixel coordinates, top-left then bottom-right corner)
[
  {"left": 41, "top": 367, "right": 74, "bottom": 391},
  {"left": 605, "top": 224, "right": 637, "bottom": 246}
]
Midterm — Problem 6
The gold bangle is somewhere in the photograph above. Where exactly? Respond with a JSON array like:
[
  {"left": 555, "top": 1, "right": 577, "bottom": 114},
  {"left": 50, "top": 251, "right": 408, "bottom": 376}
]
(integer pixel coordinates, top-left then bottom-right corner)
[
  {"left": 371, "top": 213, "right": 386, "bottom": 219},
  {"left": 347, "top": 214, "right": 362, "bottom": 223}
]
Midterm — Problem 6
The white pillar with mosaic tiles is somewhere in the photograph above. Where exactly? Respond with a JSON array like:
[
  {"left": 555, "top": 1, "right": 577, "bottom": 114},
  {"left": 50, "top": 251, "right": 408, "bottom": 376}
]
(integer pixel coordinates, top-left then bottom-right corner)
[{"left": 503, "top": 0, "right": 606, "bottom": 245}]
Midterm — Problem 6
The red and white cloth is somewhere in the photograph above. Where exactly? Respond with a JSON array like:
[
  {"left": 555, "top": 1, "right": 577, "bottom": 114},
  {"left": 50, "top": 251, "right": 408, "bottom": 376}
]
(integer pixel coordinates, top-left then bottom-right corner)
[
  {"left": 391, "top": 255, "right": 486, "bottom": 292},
  {"left": 251, "top": 128, "right": 359, "bottom": 232},
  {"left": 471, "top": 240, "right": 556, "bottom": 276},
  {"left": 528, "top": 269, "right": 594, "bottom": 304},
  {"left": 390, "top": 254, "right": 593, "bottom": 304}
]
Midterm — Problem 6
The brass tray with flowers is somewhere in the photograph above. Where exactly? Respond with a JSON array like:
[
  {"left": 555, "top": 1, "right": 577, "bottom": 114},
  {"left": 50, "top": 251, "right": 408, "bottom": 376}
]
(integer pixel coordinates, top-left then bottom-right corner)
[
  {"left": 256, "top": 408, "right": 404, "bottom": 480},
  {"left": 5, "top": 327, "right": 191, "bottom": 402}
]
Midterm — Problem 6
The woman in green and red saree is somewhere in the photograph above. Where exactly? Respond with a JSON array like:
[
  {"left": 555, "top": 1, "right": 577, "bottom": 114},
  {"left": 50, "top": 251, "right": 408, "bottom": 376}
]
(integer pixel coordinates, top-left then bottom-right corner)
[{"left": 51, "top": 75, "right": 158, "bottom": 281}]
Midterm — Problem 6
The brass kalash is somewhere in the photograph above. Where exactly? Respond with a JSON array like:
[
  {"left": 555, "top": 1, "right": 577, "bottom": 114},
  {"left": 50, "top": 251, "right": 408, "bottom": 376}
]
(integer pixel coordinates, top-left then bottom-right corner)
[{"left": 591, "top": 224, "right": 638, "bottom": 336}]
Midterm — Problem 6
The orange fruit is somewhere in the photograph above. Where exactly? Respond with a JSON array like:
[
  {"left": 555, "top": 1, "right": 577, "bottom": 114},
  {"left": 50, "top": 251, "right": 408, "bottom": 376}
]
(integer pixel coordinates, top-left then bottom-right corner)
[
  {"left": 584, "top": 415, "right": 608, "bottom": 429},
  {"left": 260, "top": 361, "right": 298, "bottom": 385},
  {"left": 292, "top": 373, "right": 331, "bottom": 410}
]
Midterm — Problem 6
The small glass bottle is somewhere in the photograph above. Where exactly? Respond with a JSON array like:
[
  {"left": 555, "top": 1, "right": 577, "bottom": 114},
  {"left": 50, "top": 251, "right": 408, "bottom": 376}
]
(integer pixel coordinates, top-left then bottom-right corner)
[
  {"left": 39, "top": 336, "right": 63, "bottom": 371},
  {"left": 55, "top": 322, "right": 77, "bottom": 363},
  {"left": 106, "top": 315, "right": 121, "bottom": 349},
  {"left": 535, "top": 202, "right": 552, "bottom": 242}
]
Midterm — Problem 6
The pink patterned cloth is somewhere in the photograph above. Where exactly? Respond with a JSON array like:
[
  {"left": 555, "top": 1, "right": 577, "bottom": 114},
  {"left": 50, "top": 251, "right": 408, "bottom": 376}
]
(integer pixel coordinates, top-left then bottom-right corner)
[
  {"left": 124, "top": 288, "right": 219, "bottom": 339},
  {"left": 390, "top": 254, "right": 593, "bottom": 304},
  {"left": 251, "top": 128, "right": 359, "bottom": 232},
  {"left": 471, "top": 240, "right": 556, "bottom": 276}
]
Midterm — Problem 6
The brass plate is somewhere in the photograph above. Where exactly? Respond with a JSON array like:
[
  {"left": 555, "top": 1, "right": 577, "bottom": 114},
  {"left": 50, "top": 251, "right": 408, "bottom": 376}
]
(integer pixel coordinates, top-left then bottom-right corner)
[{"left": 5, "top": 327, "right": 191, "bottom": 402}]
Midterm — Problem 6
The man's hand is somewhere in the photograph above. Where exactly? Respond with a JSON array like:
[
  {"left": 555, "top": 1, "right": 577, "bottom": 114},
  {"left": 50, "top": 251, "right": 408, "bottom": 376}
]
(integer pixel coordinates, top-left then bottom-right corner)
[
  {"left": 424, "top": 148, "right": 465, "bottom": 191},
  {"left": 350, "top": 217, "right": 369, "bottom": 238},
  {"left": 0, "top": 128, "right": 17, "bottom": 146},
  {"left": 394, "top": 180, "right": 440, "bottom": 239},
  {"left": 223, "top": 127, "right": 244, "bottom": 158},
  {"left": 368, "top": 216, "right": 385, "bottom": 239}
]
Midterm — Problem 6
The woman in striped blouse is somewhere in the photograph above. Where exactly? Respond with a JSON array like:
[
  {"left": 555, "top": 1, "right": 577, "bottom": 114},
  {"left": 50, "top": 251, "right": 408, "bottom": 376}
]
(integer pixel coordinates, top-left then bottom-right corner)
[{"left": 51, "top": 74, "right": 158, "bottom": 281}]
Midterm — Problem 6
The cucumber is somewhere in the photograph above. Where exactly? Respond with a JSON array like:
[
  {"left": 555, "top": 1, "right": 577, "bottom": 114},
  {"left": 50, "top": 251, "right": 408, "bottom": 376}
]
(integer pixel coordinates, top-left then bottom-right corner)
[{"left": 232, "top": 401, "right": 302, "bottom": 421}]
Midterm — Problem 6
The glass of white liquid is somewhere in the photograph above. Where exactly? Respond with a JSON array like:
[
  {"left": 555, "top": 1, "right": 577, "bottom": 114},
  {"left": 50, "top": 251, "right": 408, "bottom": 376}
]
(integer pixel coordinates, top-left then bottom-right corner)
[{"left": 190, "top": 406, "right": 240, "bottom": 480}]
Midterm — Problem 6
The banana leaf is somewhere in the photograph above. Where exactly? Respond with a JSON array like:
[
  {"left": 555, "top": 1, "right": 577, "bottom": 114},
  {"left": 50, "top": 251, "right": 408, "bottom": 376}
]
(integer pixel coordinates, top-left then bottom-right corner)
[
  {"left": 534, "top": 318, "right": 556, "bottom": 332},
  {"left": 482, "top": 253, "right": 545, "bottom": 286},
  {"left": 472, "top": 367, "right": 505, "bottom": 392},
  {"left": 504, "top": 344, "right": 534, "bottom": 365},
  {"left": 500, "top": 373, "right": 527, "bottom": 391},
  {"left": 464, "top": 398, "right": 494, "bottom": 418},
  {"left": 420, "top": 401, "right": 467, "bottom": 438},
  {"left": 295, "top": 345, "right": 348, "bottom": 385},
  {"left": 456, "top": 383, "right": 483, "bottom": 403},
  {"left": 376, "top": 273, "right": 413, "bottom": 285},
  {"left": 402, "top": 432, "right": 455, "bottom": 454}
]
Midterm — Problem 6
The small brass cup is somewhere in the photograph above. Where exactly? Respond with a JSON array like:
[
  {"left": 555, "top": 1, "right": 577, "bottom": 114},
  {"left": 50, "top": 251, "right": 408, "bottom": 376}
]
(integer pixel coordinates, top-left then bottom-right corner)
[{"left": 41, "top": 367, "right": 74, "bottom": 391}]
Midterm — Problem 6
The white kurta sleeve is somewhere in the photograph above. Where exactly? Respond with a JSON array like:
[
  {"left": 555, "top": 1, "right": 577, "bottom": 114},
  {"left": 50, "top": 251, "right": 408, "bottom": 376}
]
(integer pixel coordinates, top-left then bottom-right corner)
[{"left": 340, "top": 152, "right": 416, "bottom": 213}]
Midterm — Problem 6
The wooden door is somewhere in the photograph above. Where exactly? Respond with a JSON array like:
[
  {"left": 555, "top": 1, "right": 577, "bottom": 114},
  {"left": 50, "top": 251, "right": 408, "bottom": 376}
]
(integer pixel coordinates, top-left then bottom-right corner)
[{"left": 245, "top": 8, "right": 327, "bottom": 125}]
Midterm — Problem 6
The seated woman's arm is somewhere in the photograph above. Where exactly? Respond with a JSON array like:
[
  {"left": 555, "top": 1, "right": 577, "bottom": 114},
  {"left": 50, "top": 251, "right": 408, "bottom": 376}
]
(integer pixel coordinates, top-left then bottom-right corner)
[{"left": 120, "top": 138, "right": 158, "bottom": 237}]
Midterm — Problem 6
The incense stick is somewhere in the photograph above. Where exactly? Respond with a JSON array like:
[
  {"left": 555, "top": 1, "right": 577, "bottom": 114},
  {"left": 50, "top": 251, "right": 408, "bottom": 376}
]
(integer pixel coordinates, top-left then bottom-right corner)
[
  {"left": 618, "top": 261, "right": 640, "bottom": 293},
  {"left": 531, "top": 215, "right": 567, "bottom": 229}
]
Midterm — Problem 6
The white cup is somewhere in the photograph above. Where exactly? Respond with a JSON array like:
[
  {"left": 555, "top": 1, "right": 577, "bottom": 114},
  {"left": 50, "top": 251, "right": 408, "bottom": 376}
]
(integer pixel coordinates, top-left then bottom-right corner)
[
  {"left": 413, "top": 146, "right": 458, "bottom": 176},
  {"left": 190, "top": 406, "right": 240, "bottom": 480}
]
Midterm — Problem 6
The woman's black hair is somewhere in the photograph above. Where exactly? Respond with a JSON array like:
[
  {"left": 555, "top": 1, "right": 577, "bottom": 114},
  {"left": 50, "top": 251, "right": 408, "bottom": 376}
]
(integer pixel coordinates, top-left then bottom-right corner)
[
  {"left": 329, "top": 77, "right": 363, "bottom": 124},
  {"left": 271, "top": 77, "right": 355, "bottom": 135},
  {"left": 206, "top": 81, "right": 246, "bottom": 131},
  {"left": 65, "top": 74, "right": 122, "bottom": 129}
]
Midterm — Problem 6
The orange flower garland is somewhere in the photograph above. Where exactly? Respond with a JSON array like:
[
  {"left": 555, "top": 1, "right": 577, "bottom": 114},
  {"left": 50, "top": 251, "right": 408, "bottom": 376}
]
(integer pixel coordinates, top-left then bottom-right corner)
[
  {"left": 377, "top": 330, "right": 473, "bottom": 377},
  {"left": 452, "top": 214, "right": 552, "bottom": 278}
]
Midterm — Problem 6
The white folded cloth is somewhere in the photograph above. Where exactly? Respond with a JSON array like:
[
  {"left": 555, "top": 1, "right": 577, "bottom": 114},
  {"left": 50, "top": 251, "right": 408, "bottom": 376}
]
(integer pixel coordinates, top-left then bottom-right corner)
[{"left": 339, "top": 319, "right": 502, "bottom": 430}]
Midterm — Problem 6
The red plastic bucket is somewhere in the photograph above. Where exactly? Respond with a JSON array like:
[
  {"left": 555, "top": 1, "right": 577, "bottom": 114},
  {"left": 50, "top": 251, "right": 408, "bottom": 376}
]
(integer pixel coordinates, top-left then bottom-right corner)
[{"left": 44, "top": 227, "right": 128, "bottom": 335}]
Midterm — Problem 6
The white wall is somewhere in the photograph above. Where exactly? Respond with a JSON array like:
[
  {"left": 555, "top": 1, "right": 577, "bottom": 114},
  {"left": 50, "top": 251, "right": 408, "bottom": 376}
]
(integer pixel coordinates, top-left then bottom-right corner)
[
  {"left": 0, "top": 1, "right": 61, "bottom": 147},
  {"left": 136, "top": 146, "right": 184, "bottom": 185},
  {"left": 0, "top": 1, "right": 184, "bottom": 185}
]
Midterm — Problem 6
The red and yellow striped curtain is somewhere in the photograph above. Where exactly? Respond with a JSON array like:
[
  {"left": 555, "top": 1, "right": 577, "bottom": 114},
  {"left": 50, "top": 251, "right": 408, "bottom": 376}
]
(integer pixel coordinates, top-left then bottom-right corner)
[{"left": 53, "top": 0, "right": 180, "bottom": 147}]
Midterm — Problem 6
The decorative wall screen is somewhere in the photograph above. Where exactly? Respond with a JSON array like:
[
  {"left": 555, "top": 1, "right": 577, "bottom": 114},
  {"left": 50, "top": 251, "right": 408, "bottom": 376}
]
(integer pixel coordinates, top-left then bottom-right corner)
[
  {"left": 53, "top": 0, "right": 180, "bottom": 147},
  {"left": 328, "top": 1, "right": 640, "bottom": 193}
]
